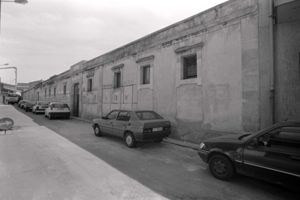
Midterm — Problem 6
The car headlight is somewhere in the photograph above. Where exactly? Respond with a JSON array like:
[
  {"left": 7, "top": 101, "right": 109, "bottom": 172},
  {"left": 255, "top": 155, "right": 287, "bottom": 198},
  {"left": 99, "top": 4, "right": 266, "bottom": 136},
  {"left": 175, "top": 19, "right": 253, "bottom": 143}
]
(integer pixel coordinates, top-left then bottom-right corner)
[{"left": 199, "top": 142, "right": 206, "bottom": 150}]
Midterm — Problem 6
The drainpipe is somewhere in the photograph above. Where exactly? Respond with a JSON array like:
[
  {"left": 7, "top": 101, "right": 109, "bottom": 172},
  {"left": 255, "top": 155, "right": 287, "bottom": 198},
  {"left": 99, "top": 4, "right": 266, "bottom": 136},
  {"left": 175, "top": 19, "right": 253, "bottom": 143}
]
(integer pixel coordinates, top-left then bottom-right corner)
[{"left": 270, "top": 0, "right": 276, "bottom": 123}]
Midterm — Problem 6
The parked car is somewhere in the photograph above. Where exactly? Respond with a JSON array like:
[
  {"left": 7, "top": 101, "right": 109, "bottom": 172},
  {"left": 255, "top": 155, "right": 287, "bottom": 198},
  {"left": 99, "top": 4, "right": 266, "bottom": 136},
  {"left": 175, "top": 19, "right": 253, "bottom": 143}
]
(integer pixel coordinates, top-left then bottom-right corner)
[
  {"left": 23, "top": 101, "right": 35, "bottom": 112},
  {"left": 45, "top": 102, "right": 70, "bottom": 119},
  {"left": 32, "top": 101, "right": 49, "bottom": 114},
  {"left": 18, "top": 100, "right": 26, "bottom": 108},
  {"left": 198, "top": 121, "right": 300, "bottom": 189},
  {"left": 5, "top": 93, "right": 19, "bottom": 104},
  {"left": 92, "top": 110, "right": 171, "bottom": 147}
]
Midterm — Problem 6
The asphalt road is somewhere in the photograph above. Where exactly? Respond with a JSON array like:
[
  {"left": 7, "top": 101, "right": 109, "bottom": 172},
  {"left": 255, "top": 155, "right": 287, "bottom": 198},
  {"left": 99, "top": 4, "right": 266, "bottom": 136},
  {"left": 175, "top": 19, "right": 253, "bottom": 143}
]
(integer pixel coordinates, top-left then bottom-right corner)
[{"left": 16, "top": 106, "right": 299, "bottom": 200}]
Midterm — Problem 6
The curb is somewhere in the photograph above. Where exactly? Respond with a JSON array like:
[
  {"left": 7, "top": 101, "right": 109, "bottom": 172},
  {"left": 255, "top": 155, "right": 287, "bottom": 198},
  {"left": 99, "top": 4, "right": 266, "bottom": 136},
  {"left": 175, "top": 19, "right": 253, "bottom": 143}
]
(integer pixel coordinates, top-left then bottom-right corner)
[
  {"left": 163, "top": 138, "right": 199, "bottom": 150},
  {"left": 71, "top": 116, "right": 93, "bottom": 123}
]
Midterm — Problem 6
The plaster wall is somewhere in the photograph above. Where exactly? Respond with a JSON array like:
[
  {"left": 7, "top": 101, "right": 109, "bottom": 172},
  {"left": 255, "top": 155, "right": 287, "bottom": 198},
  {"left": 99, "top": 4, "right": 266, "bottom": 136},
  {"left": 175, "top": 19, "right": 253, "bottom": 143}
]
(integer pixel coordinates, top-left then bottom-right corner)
[
  {"left": 274, "top": 15, "right": 300, "bottom": 121},
  {"left": 81, "top": 68, "right": 102, "bottom": 119}
]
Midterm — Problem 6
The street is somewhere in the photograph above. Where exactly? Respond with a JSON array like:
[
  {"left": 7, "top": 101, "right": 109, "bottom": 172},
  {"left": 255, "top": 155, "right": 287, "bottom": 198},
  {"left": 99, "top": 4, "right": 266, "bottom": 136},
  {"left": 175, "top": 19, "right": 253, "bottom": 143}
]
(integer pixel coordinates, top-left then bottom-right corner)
[{"left": 15, "top": 106, "right": 299, "bottom": 200}]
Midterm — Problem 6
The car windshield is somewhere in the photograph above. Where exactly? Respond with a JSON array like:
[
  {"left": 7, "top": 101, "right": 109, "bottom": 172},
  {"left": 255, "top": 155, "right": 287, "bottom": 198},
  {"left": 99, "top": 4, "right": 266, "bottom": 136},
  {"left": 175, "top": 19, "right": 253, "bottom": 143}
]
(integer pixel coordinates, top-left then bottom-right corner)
[
  {"left": 135, "top": 111, "right": 163, "bottom": 120},
  {"left": 238, "top": 133, "right": 252, "bottom": 140},
  {"left": 52, "top": 103, "right": 69, "bottom": 108},
  {"left": 8, "top": 93, "right": 18, "bottom": 97}
]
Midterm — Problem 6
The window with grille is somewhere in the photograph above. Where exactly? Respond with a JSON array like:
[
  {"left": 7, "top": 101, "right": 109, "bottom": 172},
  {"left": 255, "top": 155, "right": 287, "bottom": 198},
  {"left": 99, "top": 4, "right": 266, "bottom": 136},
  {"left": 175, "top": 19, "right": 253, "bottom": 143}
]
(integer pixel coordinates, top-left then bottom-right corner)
[
  {"left": 182, "top": 54, "right": 197, "bottom": 79},
  {"left": 141, "top": 65, "right": 150, "bottom": 84},
  {"left": 114, "top": 72, "right": 121, "bottom": 88},
  {"left": 63, "top": 84, "right": 67, "bottom": 95},
  {"left": 87, "top": 78, "right": 93, "bottom": 92}
]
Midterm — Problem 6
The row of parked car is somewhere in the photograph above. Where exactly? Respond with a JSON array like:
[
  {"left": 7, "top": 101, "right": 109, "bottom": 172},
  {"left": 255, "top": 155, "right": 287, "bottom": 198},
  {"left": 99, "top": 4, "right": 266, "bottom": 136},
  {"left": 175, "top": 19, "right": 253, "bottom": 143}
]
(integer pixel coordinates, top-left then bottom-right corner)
[
  {"left": 16, "top": 100, "right": 300, "bottom": 191},
  {"left": 17, "top": 100, "right": 71, "bottom": 119},
  {"left": 92, "top": 110, "right": 300, "bottom": 190}
]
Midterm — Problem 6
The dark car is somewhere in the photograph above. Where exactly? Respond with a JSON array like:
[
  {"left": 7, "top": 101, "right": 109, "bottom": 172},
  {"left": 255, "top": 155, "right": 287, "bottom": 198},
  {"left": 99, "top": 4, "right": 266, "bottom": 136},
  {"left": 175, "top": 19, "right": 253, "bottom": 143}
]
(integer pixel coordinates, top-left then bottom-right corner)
[
  {"left": 18, "top": 100, "right": 26, "bottom": 108},
  {"left": 23, "top": 101, "right": 35, "bottom": 112},
  {"left": 92, "top": 110, "right": 171, "bottom": 147},
  {"left": 198, "top": 121, "right": 300, "bottom": 189}
]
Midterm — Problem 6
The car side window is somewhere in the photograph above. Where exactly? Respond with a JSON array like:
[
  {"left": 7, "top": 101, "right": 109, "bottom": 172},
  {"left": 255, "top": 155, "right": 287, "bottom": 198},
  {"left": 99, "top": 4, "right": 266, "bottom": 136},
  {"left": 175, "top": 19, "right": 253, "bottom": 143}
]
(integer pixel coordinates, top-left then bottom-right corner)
[
  {"left": 269, "top": 127, "right": 300, "bottom": 149},
  {"left": 117, "top": 112, "right": 130, "bottom": 121},
  {"left": 106, "top": 111, "right": 119, "bottom": 120}
]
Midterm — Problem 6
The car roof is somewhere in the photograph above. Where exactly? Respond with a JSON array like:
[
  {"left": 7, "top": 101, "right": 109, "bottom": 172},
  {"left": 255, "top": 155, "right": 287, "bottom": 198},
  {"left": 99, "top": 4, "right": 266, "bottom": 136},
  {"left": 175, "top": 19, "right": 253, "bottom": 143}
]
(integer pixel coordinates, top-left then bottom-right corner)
[
  {"left": 110, "top": 109, "right": 157, "bottom": 112},
  {"left": 49, "top": 102, "right": 66, "bottom": 104},
  {"left": 273, "top": 121, "right": 300, "bottom": 127}
]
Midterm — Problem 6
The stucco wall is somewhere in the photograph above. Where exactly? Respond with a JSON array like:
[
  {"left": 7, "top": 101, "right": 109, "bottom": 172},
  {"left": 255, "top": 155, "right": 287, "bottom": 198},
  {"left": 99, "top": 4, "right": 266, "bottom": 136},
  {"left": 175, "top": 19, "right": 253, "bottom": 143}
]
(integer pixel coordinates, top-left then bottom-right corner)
[
  {"left": 274, "top": 1, "right": 300, "bottom": 121},
  {"left": 99, "top": 0, "right": 260, "bottom": 143},
  {"left": 22, "top": 0, "right": 268, "bottom": 144}
]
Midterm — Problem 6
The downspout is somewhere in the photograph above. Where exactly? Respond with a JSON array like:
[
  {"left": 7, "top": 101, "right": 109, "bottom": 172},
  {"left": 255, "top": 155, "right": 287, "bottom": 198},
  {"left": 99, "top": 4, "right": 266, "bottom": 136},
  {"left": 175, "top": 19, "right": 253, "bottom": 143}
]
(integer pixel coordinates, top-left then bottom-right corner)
[{"left": 270, "top": 0, "right": 276, "bottom": 123}]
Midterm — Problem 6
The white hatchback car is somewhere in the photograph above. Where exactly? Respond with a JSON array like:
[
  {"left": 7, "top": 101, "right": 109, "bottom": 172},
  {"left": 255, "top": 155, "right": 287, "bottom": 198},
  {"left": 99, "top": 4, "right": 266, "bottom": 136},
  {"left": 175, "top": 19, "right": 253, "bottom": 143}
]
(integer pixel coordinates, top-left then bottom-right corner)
[
  {"left": 45, "top": 102, "right": 70, "bottom": 120},
  {"left": 32, "top": 101, "right": 49, "bottom": 114}
]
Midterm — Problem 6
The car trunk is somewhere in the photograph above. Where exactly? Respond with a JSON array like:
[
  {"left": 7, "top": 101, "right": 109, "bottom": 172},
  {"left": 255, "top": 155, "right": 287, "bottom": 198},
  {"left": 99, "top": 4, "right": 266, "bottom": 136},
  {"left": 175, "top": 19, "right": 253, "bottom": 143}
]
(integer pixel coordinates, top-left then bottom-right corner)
[{"left": 142, "top": 120, "right": 170, "bottom": 129}]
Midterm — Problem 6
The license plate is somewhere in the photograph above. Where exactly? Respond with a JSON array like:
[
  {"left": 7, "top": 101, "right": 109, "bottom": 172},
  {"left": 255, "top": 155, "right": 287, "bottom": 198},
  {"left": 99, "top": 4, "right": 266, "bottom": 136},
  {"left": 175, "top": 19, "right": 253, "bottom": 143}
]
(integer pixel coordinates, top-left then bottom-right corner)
[{"left": 153, "top": 127, "right": 163, "bottom": 132}]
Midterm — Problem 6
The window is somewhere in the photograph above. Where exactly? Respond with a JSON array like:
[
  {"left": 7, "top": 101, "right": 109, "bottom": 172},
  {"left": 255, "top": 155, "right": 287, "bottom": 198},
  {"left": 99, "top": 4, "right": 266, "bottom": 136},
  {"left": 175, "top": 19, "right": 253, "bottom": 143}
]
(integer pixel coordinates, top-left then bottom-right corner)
[
  {"left": 135, "top": 111, "right": 163, "bottom": 120},
  {"left": 269, "top": 127, "right": 300, "bottom": 148},
  {"left": 117, "top": 111, "right": 131, "bottom": 121},
  {"left": 54, "top": 87, "right": 56, "bottom": 97},
  {"left": 182, "top": 54, "right": 197, "bottom": 79},
  {"left": 49, "top": 88, "right": 51, "bottom": 96},
  {"left": 45, "top": 89, "right": 47, "bottom": 97},
  {"left": 87, "top": 78, "right": 93, "bottom": 92},
  {"left": 63, "top": 84, "right": 67, "bottom": 95},
  {"left": 141, "top": 65, "right": 150, "bottom": 84},
  {"left": 106, "top": 110, "right": 119, "bottom": 120},
  {"left": 114, "top": 71, "right": 121, "bottom": 88}
]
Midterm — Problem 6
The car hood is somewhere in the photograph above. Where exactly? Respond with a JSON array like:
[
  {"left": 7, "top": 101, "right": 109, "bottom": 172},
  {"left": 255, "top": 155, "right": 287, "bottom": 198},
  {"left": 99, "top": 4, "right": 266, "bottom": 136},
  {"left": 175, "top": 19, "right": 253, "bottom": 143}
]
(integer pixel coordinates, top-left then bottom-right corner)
[{"left": 204, "top": 133, "right": 249, "bottom": 143}]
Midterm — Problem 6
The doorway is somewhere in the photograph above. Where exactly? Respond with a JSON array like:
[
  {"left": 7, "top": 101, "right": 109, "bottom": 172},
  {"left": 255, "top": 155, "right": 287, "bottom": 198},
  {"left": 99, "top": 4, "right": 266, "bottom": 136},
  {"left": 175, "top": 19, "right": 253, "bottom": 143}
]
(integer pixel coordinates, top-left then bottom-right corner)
[{"left": 73, "top": 83, "right": 80, "bottom": 117}]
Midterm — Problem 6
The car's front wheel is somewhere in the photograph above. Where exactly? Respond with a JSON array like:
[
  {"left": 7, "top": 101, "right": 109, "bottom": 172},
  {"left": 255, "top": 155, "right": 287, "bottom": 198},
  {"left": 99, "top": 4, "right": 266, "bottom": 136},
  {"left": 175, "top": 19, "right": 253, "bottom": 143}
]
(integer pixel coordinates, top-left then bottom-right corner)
[
  {"left": 209, "top": 154, "right": 234, "bottom": 180},
  {"left": 124, "top": 132, "right": 136, "bottom": 148},
  {"left": 93, "top": 125, "right": 102, "bottom": 137}
]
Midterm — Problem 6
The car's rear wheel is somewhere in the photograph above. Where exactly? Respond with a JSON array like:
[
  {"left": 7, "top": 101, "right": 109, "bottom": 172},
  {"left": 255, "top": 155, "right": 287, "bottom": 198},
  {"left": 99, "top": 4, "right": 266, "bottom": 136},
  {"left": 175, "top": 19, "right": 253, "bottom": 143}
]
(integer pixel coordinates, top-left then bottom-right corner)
[
  {"left": 93, "top": 125, "right": 102, "bottom": 137},
  {"left": 124, "top": 132, "right": 136, "bottom": 148},
  {"left": 209, "top": 154, "right": 234, "bottom": 180}
]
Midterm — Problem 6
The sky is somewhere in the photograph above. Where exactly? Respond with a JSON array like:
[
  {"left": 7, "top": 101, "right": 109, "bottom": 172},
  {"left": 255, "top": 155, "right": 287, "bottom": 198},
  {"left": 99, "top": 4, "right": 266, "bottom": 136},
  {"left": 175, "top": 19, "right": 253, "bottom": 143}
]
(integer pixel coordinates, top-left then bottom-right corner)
[{"left": 0, "top": 0, "right": 227, "bottom": 84}]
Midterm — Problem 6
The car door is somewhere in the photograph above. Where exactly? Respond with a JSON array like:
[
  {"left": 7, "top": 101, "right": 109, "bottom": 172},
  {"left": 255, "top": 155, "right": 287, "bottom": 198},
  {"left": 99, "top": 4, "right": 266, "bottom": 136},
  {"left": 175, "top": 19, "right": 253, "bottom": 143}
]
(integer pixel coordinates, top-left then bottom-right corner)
[
  {"left": 113, "top": 111, "right": 131, "bottom": 137},
  {"left": 100, "top": 110, "right": 119, "bottom": 135},
  {"left": 243, "top": 125, "right": 300, "bottom": 180}
]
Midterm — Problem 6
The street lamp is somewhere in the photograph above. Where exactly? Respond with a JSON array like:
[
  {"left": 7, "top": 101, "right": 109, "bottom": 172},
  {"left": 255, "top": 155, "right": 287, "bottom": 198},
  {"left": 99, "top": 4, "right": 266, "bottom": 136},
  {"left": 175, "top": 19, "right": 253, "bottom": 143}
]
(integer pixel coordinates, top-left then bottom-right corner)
[{"left": 0, "top": 0, "right": 28, "bottom": 33}]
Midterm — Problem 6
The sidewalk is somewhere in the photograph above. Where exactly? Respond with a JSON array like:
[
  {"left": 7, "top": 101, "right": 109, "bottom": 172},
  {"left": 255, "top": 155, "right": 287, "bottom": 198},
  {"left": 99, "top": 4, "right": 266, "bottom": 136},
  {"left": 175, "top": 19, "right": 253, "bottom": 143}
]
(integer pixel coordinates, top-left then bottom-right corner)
[{"left": 0, "top": 105, "right": 167, "bottom": 200}]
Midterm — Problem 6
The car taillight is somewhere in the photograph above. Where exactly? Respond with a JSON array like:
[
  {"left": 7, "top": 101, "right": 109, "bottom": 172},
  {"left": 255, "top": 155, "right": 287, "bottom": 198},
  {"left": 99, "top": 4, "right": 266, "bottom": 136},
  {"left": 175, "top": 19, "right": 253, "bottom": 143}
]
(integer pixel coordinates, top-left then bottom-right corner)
[{"left": 143, "top": 128, "right": 152, "bottom": 133}]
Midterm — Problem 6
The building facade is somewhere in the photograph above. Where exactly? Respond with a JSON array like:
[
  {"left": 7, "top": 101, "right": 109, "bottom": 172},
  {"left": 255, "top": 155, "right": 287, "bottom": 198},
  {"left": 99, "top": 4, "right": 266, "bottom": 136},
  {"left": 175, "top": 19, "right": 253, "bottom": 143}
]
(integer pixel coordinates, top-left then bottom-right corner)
[{"left": 22, "top": 0, "right": 300, "bottom": 143}]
